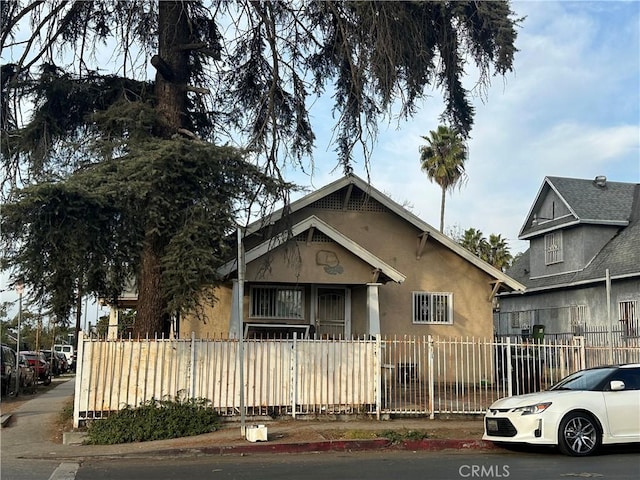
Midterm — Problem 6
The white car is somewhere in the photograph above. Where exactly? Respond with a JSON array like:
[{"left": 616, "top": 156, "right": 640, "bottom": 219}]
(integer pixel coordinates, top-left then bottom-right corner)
[{"left": 483, "top": 364, "right": 640, "bottom": 456}]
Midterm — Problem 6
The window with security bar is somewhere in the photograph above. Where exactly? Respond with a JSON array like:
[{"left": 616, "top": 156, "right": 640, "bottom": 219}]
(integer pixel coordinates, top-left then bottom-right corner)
[
  {"left": 510, "top": 311, "right": 533, "bottom": 329},
  {"left": 412, "top": 292, "right": 453, "bottom": 324},
  {"left": 570, "top": 305, "right": 588, "bottom": 335},
  {"left": 250, "top": 286, "right": 304, "bottom": 320},
  {"left": 619, "top": 300, "right": 638, "bottom": 338},
  {"left": 544, "top": 231, "right": 563, "bottom": 265}
]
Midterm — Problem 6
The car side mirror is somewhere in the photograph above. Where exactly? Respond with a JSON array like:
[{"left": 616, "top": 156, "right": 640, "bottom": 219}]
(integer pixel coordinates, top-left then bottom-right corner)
[{"left": 610, "top": 380, "right": 625, "bottom": 391}]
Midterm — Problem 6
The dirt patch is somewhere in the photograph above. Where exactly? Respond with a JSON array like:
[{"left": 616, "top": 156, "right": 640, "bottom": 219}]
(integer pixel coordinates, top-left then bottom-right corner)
[{"left": 319, "top": 425, "right": 483, "bottom": 441}]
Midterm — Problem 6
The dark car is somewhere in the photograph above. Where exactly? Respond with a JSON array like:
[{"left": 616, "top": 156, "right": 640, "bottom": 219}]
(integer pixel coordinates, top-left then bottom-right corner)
[
  {"left": 20, "top": 351, "right": 52, "bottom": 385},
  {"left": 55, "top": 351, "right": 69, "bottom": 373},
  {"left": 1, "top": 346, "right": 36, "bottom": 395},
  {"left": 42, "top": 350, "right": 64, "bottom": 376},
  {"left": 1, "top": 344, "right": 17, "bottom": 395}
]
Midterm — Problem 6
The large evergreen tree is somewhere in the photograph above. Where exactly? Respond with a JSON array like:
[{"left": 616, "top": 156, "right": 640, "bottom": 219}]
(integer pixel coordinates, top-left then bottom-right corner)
[{"left": 1, "top": 1, "right": 521, "bottom": 336}]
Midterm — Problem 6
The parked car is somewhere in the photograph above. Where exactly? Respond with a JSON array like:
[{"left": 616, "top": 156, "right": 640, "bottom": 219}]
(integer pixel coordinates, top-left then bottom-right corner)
[
  {"left": 42, "top": 350, "right": 64, "bottom": 376},
  {"left": 483, "top": 364, "right": 640, "bottom": 456},
  {"left": 19, "top": 351, "right": 52, "bottom": 385},
  {"left": 1, "top": 346, "right": 36, "bottom": 395},
  {"left": 1, "top": 344, "right": 17, "bottom": 395},
  {"left": 16, "top": 353, "right": 37, "bottom": 393},
  {"left": 55, "top": 351, "right": 69, "bottom": 373},
  {"left": 54, "top": 344, "right": 75, "bottom": 371}
]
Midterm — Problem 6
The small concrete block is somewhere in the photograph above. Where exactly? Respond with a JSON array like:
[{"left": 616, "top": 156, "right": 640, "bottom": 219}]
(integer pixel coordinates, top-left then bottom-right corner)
[
  {"left": 63, "top": 431, "right": 88, "bottom": 445},
  {"left": 246, "top": 424, "right": 268, "bottom": 442}
]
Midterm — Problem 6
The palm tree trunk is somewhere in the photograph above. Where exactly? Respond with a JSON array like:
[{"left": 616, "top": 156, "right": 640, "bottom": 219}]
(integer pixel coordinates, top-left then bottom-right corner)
[{"left": 440, "top": 186, "right": 446, "bottom": 233}]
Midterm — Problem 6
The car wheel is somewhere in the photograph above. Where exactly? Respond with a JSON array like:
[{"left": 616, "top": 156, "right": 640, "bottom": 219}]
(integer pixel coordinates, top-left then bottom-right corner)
[
  {"left": 43, "top": 373, "right": 52, "bottom": 386},
  {"left": 558, "top": 412, "right": 601, "bottom": 456}
]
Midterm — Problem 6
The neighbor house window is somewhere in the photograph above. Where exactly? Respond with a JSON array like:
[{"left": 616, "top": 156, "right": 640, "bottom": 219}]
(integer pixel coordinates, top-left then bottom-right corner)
[
  {"left": 250, "top": 286, "right": 304, "bottom": 320},
  {"left": 570, "top": 305, "right": 588, "bottom": 335},
  {"left": 544, "top": 231, "right": 563, "bottom": 265},
  {"left": 413, "top": 292, "right": 453, "bottom": 324},
  {"left": 619, "top": 300, "right": 638, "bottom": 338},
  {"left": 510, "top": 311, "right": 533, "bottom": 329}
]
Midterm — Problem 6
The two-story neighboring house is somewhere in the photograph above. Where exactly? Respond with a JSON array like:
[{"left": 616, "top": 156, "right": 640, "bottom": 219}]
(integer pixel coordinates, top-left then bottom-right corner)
[{"left": 497, "top": 176, "right": 640, "bottom": 338}]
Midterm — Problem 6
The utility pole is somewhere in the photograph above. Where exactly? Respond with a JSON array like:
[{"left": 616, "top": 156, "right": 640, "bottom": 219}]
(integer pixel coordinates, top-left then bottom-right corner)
[{"left": 14, "top": 280, "right": 24, "bottom": 395}]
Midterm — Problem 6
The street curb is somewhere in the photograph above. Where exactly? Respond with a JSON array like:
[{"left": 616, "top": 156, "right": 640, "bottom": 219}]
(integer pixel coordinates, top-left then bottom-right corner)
[
  {"left": 212, "top": 438, "right": 497, "bottom": 456},
  {"left": 37, "top": 438, "right": 496, "bottom": 459}
]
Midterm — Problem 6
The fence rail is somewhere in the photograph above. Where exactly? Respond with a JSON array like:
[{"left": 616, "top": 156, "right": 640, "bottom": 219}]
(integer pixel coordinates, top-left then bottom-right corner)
[{"left": 73, "top": 331, "right": 640, "bottom": 427}]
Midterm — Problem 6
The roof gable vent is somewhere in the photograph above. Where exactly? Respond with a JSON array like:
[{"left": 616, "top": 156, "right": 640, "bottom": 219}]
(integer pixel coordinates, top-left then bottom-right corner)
[{"left": 594, "top": 175, "right": 607, "bottom": 188}]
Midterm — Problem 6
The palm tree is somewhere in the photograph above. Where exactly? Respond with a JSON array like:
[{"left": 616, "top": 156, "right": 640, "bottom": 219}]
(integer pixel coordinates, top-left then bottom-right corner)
[
  {"left": 485, "top": 234, "right": 513, "bottom": 272},
  {"left": 419, "top": 126, "right": 468, "bottom": 232},
  {"left": 460, "top": 228, "right": 486, "bottom": 257}
]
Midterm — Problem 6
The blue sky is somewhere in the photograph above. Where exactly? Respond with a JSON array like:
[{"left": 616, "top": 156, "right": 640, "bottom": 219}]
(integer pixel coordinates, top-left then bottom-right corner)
[
  {"left": 289, "top": 0, "right": 640, "bottom": 254},
  {"left": 2, "top": 0, "right": 639, "bottom": 322}
]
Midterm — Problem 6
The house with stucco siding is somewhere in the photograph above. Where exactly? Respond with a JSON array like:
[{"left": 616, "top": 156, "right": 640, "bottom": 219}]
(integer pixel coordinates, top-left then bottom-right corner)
[{"left": 179, "top": 174, "right": 524, "bottom": 339}]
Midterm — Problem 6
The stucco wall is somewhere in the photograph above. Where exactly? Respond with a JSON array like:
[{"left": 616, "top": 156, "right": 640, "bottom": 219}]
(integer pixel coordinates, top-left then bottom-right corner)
[{"left": 180, "top": 202, "right": 498, "bottom": 339}]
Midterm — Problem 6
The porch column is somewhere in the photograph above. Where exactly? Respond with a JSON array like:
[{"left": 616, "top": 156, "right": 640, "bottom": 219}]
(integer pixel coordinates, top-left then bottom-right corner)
[
  {"left": 107, "top": 308, "right": 118, "bottom": 340},
  {"left": 366, "top": 283, "right": 382, "bottom": 336},
  {"left": 229, "top": 279, "right": 242, "bottom": 339}
]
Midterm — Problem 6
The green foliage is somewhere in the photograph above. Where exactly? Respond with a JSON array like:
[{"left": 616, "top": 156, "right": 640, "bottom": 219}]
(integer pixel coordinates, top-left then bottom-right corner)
[
  {"left": 379, "top": 429, "right": 429, "bottom": 444},
  {"left": 1, "top": 138, "right": 291, "bottom": 323},
  {"left": 458, "top": 228, "right": 514, "bottom": 272},
  {"left": 85, "top": 395, "right": 219, "bottom": 445}
]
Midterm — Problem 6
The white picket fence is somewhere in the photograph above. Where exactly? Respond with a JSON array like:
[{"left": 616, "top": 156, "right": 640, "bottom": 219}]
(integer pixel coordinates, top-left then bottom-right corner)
[{"left": 73, "top": 332, "right": 640, "bottom": 427}]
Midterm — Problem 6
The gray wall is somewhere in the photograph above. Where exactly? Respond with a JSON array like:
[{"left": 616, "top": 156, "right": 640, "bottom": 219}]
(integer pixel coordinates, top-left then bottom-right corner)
[{"left": 496, "top": 277, "right": 640, "bottom": 335}]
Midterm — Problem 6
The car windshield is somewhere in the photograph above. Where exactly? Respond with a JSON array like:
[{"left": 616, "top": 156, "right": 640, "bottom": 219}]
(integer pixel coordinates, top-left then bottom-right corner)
[{"left": 550, "top": 367, "right": 616, "bottom": 391}]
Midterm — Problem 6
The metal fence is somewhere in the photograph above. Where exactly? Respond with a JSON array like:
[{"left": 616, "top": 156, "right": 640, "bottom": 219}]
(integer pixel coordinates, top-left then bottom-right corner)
[{"left": 73, "top": 331, "right": 640, "bottom": 427}]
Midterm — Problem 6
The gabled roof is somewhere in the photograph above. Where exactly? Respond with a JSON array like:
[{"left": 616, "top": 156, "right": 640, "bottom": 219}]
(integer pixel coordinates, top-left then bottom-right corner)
[
  {"left": 220, "top": 215, "right": 406, "bottom": 283},
  {"left": 519, "top": 176, "right": 637, "bottom": 239},
  {"left": 507, "top": 220, "right": 640, "bottom": 293},
  {"left": 240, "top": 174, "right": 525, "bottom": 292}
]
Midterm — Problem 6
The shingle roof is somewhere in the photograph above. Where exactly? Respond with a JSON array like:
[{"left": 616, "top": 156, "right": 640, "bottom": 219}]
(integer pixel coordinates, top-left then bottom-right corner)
[{"left": 546, "top": 176, "right": 636, "bottom": 222}]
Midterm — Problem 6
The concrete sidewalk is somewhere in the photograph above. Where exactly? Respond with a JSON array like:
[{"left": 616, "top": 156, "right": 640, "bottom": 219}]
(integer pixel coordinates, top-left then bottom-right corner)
[{"left": 1, "top": 378, "right": 493, "bottom": 461}]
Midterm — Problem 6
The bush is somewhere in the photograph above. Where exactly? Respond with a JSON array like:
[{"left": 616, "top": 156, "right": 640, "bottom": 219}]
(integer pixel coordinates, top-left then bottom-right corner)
[{"left": 85, "top": 395, "right": 219, "bottom": 445}]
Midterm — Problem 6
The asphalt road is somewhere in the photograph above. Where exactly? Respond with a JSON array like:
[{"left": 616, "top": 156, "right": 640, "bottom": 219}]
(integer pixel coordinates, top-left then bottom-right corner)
[{"left": 70, "top": 448, "right": 640, "bottom": 480}]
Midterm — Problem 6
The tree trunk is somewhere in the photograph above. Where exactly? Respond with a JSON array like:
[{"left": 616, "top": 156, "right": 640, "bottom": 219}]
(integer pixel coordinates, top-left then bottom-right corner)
[
  {"left": 136, "top": 236, "right": 168, "bottom": 336},
  {"left": 134, "top": 1, "right": 190, "bottom": 336},
  {"left": 439, "top": 186, "right": 446, "bottom": 233}
]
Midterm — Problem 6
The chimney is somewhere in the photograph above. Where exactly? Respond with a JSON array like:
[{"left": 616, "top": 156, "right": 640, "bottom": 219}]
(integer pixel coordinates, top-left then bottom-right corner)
[{"left": 594, "top": 175, "right": 607, "bottom": 188}]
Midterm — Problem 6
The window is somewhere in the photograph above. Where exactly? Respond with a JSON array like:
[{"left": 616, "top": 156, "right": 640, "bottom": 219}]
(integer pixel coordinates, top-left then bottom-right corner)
[
  {"left": 413, "top": 292, "right": 453, "bottom": 324},
  {"left": 570, "top": 305, "right": 588, "bottom": 335},
  {"left": 609, "top": 368, "right": 640, "bottom": 391},
  {"left": 544, "top": 231, "right": 563, "bottom": 265},
  {"left": 619, "top": 300, "right": 638, "bottom": 338},
  {"left": 510, "top": 311, "right": 533, "bottom": 329},
  {"left": 250, "top": 285, "right": 304, "bottom": 320}
]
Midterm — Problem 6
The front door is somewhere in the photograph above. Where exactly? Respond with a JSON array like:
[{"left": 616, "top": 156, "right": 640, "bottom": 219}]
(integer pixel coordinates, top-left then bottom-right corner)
[{"left": 316, "top": 287, "right": 348, "bottom": 339}]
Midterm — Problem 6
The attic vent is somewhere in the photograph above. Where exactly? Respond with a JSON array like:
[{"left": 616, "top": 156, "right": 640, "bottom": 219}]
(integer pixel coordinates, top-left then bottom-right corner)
[
  {"left": 295, "top": 230, "right": 332, "bottom": 242},
  {"left": 594, "top": 175, "right": 607, "bottom": 187},
  {"left": 310, "top": 189, "right": 387, "bottom": 212}
]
